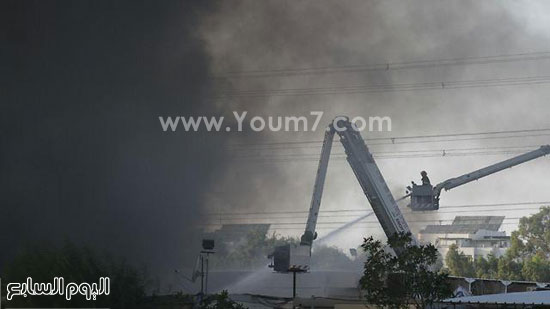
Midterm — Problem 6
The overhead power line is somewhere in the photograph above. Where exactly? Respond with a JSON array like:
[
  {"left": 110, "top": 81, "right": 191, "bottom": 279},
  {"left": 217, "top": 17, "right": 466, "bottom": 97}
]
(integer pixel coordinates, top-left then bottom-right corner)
[
  {"left": 263, "top": 222, "right": 523, "bottom": 230},
  {"left": 228, "top": 128, "right": 550, "bottom": 149},
  {"left": 213, "top": 50, "right": 550, "bottom": 78},
  {"left": 208, "top": 209, "right": 543, "bottom": 223},
  {"left": 203, "top": 202, "right": 549, "bottom": 231},
  {"left": 207, "top": 211, "right": 540, "bottom": 223},
  {"left": 206, "top": 206, "right": 546, "bottom": 221},
  {"left": 232, "top": 145, "right": 539, "bottom": 159},
  {"left": 202, "top": 217, "right": 528, "bottom": 228},
  {"left": 233, "top": 129, "right": 550, "bottom": 146},
  {"left": 214, "top": 75, "right": 550, "bottom": 98},
  {"left": 231, "top": 146, "right": 543, "bottom": 165},
  {"left": 206, "top": 201, "right": 549, "bottom": 217},
  {"left": 261, "top": 216, "right": 524, "bottom": 225},
  {"left": 235, "top": 150, "right": 545, "bottom": 164}
]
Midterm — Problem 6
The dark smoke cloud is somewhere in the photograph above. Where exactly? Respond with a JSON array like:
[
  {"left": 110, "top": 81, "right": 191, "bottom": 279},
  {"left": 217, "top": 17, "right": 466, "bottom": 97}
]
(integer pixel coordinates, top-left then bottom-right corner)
[
  {"left": 199, "top": 0, "right": 550, "bottom": 248},
  {"left": 3, "top": 0, "right": 550, "bottom": 285},
  {"left": 0, "top": 0, "right": 225, "bottom": 283}
]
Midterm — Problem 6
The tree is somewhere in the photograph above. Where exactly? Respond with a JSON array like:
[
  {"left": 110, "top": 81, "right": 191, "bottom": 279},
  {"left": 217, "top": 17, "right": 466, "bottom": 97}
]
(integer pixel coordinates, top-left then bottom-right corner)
[
  {"left": 509, "top": 206, "right": 550, "bottom": 258},
  {"left": 496, "top": 254, "right": 522, "bottom": 281},
  {"left": 209, "top": 227, "right": 299, "bottom": 270},
  {"left": 2, "top": 242, "right": 147, "bottom": 308},
  {"left": 311, "top": 245, "right": 357, "bottom": 270},
  {"left": 474, "top": 253, "right": 498, "bottom": 279},
  {"left": 521, "top": 252, "right": 550, "bottom": 282},
  {"left": 508, "top": 206, "right": 550, "bottom": 282},
  {"left": 360, "top": 233, "right": 452, "bottom": 309},
  {"left": 444, "top": 244, "right": 475, "bottom": 278},
  {"left": 443, "top": 207, "right": 550, "bottom": 282},
  {"left": 474, "top": 255, "right": 488, "bottom": 278},
  {"left": 200, "top": 290, "right": 246, "bottom": 309},
  {"left": 210, "top": 228, "right": 353, "bottom": 270}
]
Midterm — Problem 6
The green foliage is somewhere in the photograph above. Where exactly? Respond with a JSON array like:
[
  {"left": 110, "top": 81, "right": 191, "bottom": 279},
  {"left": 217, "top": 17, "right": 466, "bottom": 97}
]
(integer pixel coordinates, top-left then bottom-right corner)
[
  {"left": 311, "top": 245, "right": 358, "bottom": 270},
  {"left": 510, "top": 206, "right": 550, "bottom": 257},
  {"left": 2, "top": 242, "right": 147, "bottom": 309},
  {"left": 445, "top": 244, "right": 475, "bottom": 278},
  {"left": 210, "top": 227, "right": 298, "bottom": 269},
  {"left": 521, "top": 252, "right": 550, "bottom": 282},
  {"left": 444, "top": 206, "right": 550, "bottom": 282},
  {"left": 444, "top": 247, "right": 548, "bottom": 281},
  {"left": 210, "top": 228, "right": 353, "bottom": 270},
  {"left": 200, "top": 290, "right": 246, "bottom": 309},
  {"left": 359, "top": 233, "right": 452, "bottom": 309},
  {"left": 496, "top": 255, "right": 523, "bottom": 281}
]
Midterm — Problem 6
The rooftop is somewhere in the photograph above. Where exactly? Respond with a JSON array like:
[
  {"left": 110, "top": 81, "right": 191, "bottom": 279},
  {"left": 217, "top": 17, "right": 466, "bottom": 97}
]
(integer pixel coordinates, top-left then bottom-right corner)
[
  {"left": 420, "top": 216, "right": 504, "bottom": 235},
  {"left": 205, "top": 224, "right": 271, "bottom": 244},
  {"left": 444, "top": 290, "right": 550, "bottom": 305}
]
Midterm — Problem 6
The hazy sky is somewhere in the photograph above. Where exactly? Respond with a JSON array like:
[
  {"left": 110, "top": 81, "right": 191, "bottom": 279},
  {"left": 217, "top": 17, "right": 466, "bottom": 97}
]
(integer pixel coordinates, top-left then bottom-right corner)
[
  {"left": 199, "top": 0, "right": 550, "bottom": 249},
  {"left": 2, "top": 0, "right": 550, "bottom": 284}
]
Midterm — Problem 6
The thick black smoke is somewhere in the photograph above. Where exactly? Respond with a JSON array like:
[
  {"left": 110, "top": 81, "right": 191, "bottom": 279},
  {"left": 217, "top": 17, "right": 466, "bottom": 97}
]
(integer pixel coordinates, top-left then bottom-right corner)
[
  {"left": 0, "top": 0, "right": 224, "bottom": 283},
  {"left": 3, "top": 0, "right": 550, "bottom": 286}
]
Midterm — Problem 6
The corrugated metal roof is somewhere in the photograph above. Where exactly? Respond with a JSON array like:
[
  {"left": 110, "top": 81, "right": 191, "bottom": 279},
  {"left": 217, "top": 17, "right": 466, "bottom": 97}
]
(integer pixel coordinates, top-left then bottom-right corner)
[
  {"left": 420, "top": 216, "right": 504, "bottom": 234},
  {"left": 452, "top": 216, "right": 504, "bottom": 226},
  {"left": 208, "top": 270, "right": 362, "bottom": 299},
  {"left": 444, "top": 290, "right": 550, "bottom": 305}
]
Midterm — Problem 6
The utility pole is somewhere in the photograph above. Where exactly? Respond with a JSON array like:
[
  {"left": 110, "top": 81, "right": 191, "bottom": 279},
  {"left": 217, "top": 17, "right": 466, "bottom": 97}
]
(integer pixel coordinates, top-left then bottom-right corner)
[
  {"left": 200, "top": 255, "right": 205, "bottom": 296},
  {"left": 204, "top": 251, "right": 210, "bottom": 295},
  {"left": 292, "top": 270, "right": 297, "bottom": 299},
  {"left": 200, "top": 239, "right": 215, "bottom": 297}
]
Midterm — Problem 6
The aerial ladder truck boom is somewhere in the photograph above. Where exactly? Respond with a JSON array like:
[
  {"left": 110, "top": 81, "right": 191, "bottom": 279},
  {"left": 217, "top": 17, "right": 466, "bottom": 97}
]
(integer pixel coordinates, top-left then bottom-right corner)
[
  {"left": 408, "top": 145, "right": 550, "bottom": 210},
  {"left": 270, "top": 117, "right": 412, "bottom": 273},
  {"left": 300, "top": 127, "right": 334, "bottom": 247}
]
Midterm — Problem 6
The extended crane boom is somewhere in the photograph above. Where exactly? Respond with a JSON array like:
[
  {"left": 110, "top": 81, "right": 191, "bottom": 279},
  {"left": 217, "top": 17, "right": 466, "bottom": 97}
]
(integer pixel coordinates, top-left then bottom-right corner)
[
  {"left": 300, "top": 128, "right": 334, "bottom": 246},
  {"left": 270, "top": 117, "right": 412, "bottom": 273},
  {"left": 301, "top": 119, "right": 410, "bottom": 246},
  {"left": 408, "top": 145, "right": 550, "bottom": 210},
  {"left": 327, "top": 120, "right": 411, "bottom": 241},
  {"left": 434, "top": 145, "right": 550, "bottom": 194}
]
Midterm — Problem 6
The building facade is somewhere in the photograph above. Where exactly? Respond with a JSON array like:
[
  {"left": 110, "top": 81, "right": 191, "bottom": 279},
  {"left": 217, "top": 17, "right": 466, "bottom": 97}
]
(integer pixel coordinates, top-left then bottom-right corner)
[{"left": 418, "top": 216, "right": 510, "bottom": 264}]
